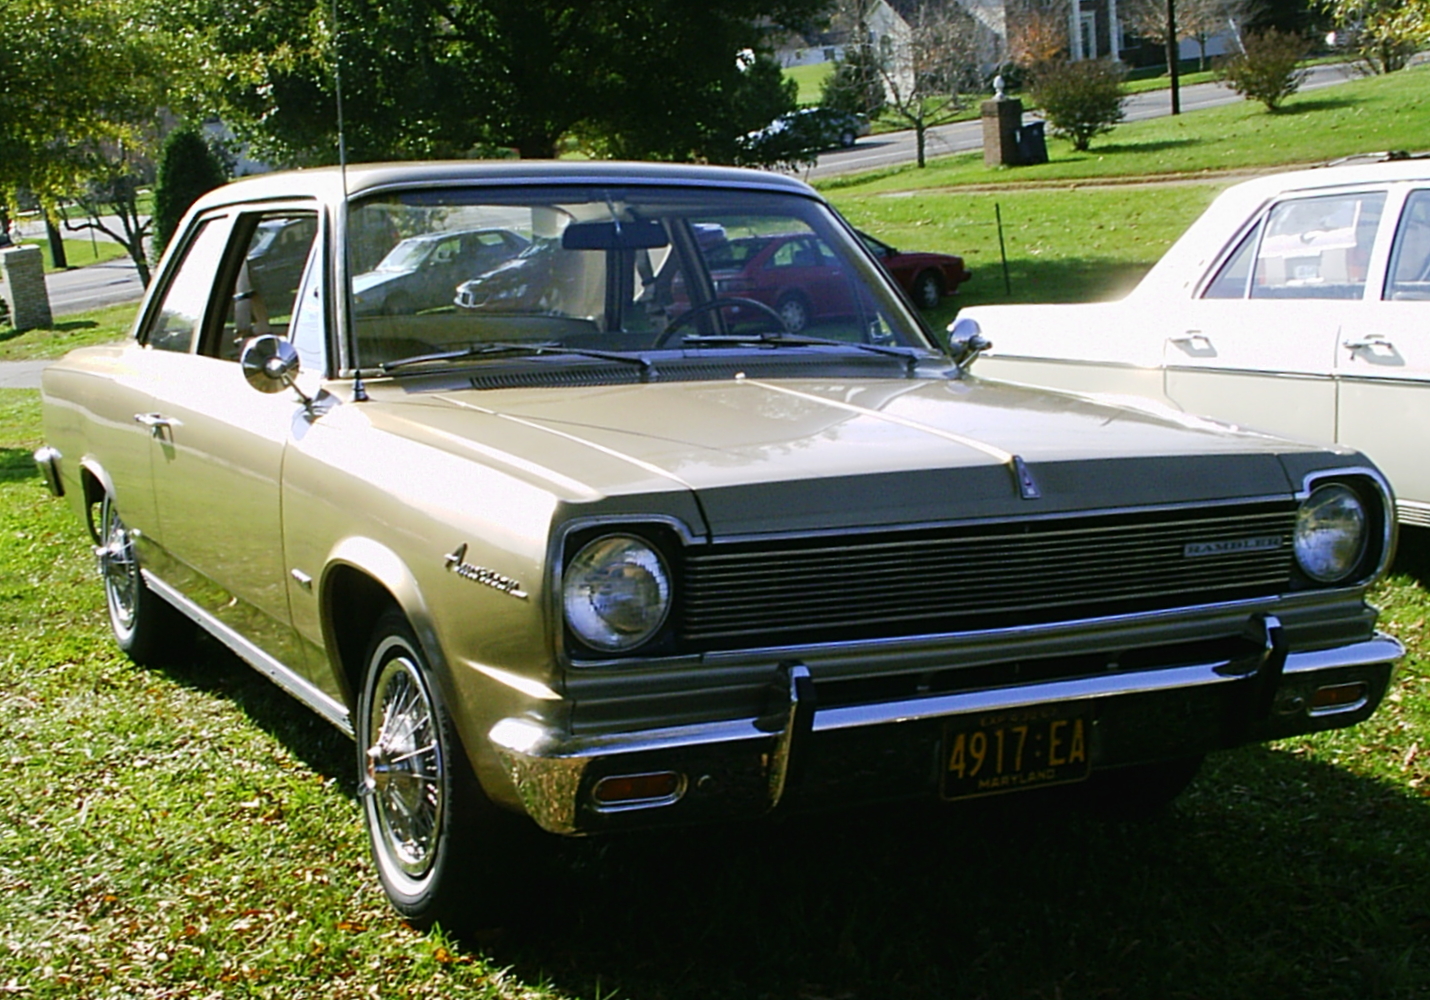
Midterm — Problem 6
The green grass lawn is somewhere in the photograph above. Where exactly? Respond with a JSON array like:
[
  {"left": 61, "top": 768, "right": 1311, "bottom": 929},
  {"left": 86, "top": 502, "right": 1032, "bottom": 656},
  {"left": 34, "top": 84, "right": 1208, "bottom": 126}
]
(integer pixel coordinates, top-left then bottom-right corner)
[{"left": 0, "top": 302, "right": 138, "bottom": 362}]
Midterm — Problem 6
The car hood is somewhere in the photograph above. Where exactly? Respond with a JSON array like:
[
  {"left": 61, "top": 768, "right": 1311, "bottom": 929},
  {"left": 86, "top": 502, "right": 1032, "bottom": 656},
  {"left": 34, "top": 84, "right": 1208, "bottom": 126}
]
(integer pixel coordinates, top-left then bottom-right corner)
[{"left": 361, "top": 374, "right": 1341, "bottom": 535}]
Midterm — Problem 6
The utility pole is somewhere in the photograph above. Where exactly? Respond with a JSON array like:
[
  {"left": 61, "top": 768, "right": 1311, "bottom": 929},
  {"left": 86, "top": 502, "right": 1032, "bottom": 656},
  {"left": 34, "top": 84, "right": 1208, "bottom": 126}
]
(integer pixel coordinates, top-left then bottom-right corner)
[{"left": 1166, "top": 0, "right": 1180, "bottom": 114}]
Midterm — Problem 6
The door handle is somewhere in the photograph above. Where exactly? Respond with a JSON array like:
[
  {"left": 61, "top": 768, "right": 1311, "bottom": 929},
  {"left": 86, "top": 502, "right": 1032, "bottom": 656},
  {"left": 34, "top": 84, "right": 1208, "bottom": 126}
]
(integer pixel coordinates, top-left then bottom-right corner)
[
  {"left": 1342, "top": 336, "right": 1394, "bottom": 352},
  {"left": 134, "top": 413, "right": 182, "bottom": 437},
  {"left": 1168, "top": 333, "right": 1213, "bottom": 352}
]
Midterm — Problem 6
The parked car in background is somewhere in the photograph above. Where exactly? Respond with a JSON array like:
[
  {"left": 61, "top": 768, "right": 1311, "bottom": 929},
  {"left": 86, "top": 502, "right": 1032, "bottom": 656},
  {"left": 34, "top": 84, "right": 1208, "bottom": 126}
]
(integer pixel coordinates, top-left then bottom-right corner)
[
  {"left": 859, "top": 230, "right": 972, "bottom": 309},
  {"left": 245, "top": 216, "right": 319, "bottom": 318},
  {"left": 958, "top": 156, "right": 1430, "bottom": 526},
  {"left": 739, "top": 107, "right": 871, "bottom": 163},
  {"left": 702, "top": 230, "right": 869, "bottom": 332},
  {"left": 35, "top": 160, "right": 1402, "bottom": 930},
  {"left": 353, "top": 227, "right": 528, "bottom": 315}
]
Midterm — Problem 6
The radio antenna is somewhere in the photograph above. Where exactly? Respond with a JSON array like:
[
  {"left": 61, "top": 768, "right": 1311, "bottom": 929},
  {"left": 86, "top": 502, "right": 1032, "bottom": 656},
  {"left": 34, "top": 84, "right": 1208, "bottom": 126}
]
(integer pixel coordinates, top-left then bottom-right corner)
[{"left": 332, "top": 0, "right": 368, "bottom": 401}]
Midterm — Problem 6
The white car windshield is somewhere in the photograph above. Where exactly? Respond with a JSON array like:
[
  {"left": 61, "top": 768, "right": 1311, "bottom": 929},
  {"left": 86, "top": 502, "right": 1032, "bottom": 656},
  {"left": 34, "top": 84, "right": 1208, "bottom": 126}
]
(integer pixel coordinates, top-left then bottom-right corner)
[{"left": 345, "top": 185, "right": 932, "bottom": 371}]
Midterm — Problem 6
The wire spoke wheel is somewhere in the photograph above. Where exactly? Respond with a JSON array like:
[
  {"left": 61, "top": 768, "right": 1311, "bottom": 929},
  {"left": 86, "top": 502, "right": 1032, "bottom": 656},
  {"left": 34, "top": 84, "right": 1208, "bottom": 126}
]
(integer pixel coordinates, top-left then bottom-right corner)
[
  {"left": 364, "top": 642, "right": 445, "bottom": 880},
  {"left": 98, "top": 495, "right": 140, "bottom": 637}
]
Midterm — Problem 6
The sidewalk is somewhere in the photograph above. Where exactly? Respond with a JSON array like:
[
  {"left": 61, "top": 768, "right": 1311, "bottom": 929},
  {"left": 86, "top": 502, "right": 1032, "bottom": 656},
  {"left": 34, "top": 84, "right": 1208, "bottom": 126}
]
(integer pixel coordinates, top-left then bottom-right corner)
[{"left": 0, "top": 359, "right": 52, "bottom": 389}]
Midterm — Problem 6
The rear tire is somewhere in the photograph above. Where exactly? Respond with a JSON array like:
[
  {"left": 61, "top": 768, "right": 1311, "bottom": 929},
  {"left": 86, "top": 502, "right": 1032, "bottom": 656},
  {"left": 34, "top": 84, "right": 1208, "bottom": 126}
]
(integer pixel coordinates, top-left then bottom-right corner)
[
  {"left": 357, "top": 609, "right": 516, "bottom": 929},
  {"left": 777, "top": 293, "right": 811, "bottom": 333},
  {"left": 96, "top": 493, "right": 194, "bottom": 666},
  {"left": 912, "top": 271, "right": 942, "bottom": 310}
]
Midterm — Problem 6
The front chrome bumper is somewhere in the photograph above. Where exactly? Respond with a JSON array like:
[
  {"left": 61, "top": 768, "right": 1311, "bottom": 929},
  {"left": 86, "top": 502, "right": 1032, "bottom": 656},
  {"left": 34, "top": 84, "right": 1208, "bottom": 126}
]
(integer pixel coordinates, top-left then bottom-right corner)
[{"left": 490, "top": 621, "right": 1403, "bottom": 835}]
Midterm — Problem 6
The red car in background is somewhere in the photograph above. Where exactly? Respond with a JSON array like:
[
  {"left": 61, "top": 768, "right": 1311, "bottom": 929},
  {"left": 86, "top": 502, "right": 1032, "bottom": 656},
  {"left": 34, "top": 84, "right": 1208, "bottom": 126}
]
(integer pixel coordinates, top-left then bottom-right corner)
[{"left": 858, "top": 230, "right": 971, "bottom": 310}]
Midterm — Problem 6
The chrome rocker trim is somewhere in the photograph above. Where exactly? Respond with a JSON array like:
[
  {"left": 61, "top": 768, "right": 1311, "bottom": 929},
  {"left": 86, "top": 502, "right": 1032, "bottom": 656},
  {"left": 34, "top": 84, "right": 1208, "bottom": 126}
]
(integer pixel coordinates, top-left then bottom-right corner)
[
  {"left": 492, "top": 624, "right": 1403, "bottom": 835},
  {"left": 143, "top": 570, "right": 354, "bottom": 735}
]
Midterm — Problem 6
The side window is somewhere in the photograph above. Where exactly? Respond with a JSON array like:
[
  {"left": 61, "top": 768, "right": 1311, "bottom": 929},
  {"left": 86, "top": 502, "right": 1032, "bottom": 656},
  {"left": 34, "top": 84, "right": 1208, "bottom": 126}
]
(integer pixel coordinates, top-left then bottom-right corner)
[
  {"left": 210, "top": 212, "right": 319, "bottom": 362},
  {"left": 143, "top": 216, "right": 235, "bottom": 353},
  {"left": 1385, "top": 189, "right": 1430, "bottom": 301},
  {"left": 1202, "top": 221, "right": 1261, "bottom": 299},
  {"left": 1249, "top": 192, "right": 1386, "bottom": 300}
]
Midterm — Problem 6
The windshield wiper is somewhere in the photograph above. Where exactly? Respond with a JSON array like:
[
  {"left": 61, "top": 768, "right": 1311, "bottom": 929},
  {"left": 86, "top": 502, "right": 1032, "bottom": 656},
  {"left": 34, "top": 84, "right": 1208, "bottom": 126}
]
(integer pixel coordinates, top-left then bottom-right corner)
[
  {"left": 678, "top": 332, "right": 932, "bottom": 372},
  {"left": 382, "top": 341, "right": 654, "bottom": 377}
]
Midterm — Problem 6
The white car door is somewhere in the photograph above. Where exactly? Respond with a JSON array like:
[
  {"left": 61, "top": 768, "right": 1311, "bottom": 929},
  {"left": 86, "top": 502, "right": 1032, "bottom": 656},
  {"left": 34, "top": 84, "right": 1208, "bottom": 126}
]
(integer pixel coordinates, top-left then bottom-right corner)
[
  {"left": 1162, "top": 190, "right": 1390, "bottom": 445},
  {"left": 1335, "top": 186, "right": 1430, "bottom": 520}
]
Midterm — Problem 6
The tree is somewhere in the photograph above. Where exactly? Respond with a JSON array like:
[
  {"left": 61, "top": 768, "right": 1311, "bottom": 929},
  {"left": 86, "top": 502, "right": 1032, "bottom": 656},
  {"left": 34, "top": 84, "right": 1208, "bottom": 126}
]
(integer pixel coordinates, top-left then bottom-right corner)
[
  {"left": 1, "top": 0, "right": 179, "bottom": 281},
  {"left": 152, "top": 127, "right": 230, "bottom": 260},
  {"left": 876, "top": 0, "right": 983, "bottom": 168},
  {"left": 821, "top": 45, "right": 889, "bottom": 118},
  {"left": 1029, "top": 58, "right": 1126, "bottom": 151},
  {"left": 164, "top": 0, "right": 828, "bottom": 165},
  {"left": 1008, "top": 0, "right": 1072, "bottom": 72},
  {"left": 1321, "top": 0, "right": 1430, "bottom": 73},
  {"left": 1217, "top": 27, "right": 1310, "bottom": 109}
]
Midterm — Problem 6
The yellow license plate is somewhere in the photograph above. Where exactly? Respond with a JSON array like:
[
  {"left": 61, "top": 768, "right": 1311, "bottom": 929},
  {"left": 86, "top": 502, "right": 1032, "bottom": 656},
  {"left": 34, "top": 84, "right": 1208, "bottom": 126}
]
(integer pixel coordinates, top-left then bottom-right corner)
[{"left": 941, "top": 703, "right": 1092, "bottom": 800}]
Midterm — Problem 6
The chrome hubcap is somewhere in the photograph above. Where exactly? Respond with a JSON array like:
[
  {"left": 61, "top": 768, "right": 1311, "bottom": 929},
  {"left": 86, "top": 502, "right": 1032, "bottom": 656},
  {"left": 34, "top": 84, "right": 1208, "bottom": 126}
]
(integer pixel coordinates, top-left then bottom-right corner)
[
  {"left": 364, "top": 650, "right": 443, "bottom": 879},
  {"left": 98, "top": 500, "right": 138, "bottom": 632}
]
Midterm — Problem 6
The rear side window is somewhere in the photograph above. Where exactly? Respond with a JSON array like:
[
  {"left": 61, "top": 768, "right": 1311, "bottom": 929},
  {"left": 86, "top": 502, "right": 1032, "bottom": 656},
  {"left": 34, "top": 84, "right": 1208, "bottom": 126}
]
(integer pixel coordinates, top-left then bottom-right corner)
[
  {"left": 1202, "top": 192, "right": 1387, "bottom": 300},
  {"left": 1385, "top": 189, "right": 1430, "bottom": 301}
]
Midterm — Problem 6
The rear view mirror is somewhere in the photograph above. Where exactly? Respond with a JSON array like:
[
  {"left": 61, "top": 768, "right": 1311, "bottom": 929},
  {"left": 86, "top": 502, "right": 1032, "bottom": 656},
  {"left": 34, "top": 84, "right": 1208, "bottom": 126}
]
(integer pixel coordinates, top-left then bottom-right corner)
[{"left": 562, "top": 220, "right": 669, "bottom": 250}]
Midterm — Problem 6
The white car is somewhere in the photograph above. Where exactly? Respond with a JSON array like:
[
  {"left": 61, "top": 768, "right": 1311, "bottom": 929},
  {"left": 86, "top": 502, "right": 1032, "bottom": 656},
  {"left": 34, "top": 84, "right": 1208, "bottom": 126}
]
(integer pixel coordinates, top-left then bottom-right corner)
[{"left": 957, "top": 156, "right": 1430, "bottom": 525}]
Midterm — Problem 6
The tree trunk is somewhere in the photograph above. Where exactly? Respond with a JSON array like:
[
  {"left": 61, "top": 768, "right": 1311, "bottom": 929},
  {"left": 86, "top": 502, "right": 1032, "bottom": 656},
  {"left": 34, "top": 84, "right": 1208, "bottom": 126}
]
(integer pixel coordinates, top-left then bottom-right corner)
[
  {"left": 45, "top": 211, "right": 68, "bottom": 269},
  {"left": 916, "top": 117, "right": 927, "bottom": 168}
]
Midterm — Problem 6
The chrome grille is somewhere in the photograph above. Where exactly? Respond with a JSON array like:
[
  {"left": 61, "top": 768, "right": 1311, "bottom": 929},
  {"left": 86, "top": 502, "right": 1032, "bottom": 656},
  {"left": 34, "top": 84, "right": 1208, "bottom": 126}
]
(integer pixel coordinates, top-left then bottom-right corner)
[{"left": 680, "top": 505, "right": 1296, "bottom": 648}]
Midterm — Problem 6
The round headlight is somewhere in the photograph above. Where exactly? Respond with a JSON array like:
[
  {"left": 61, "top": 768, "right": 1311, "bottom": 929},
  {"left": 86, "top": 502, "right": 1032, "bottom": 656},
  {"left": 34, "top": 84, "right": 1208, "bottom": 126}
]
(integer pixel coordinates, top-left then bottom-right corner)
[
  {"left": 1294, "top": 483, "right": 1367, "bottom": 583},
  {"left": 563, "top": 535, "right": 672, "bottom": 652}
]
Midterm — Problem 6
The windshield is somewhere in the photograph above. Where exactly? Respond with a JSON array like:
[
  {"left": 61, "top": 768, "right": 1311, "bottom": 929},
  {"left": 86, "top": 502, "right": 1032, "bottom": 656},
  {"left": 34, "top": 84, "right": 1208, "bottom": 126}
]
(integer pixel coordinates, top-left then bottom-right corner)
[{"left": 344, "top": 185, "right": 933, "bottom": 371}]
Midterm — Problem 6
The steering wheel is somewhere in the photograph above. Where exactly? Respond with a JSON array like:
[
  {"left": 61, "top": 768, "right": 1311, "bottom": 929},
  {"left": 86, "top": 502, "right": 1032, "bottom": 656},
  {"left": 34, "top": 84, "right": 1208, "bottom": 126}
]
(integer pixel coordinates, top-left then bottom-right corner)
[{"left": 654, "top": 296, "right": 790, "bottom": 347}]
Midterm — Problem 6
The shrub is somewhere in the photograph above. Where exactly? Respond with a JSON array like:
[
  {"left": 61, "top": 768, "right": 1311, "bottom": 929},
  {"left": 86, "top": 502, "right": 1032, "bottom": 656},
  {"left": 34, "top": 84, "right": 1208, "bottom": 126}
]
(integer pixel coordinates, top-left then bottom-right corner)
[
  {"left": 1217, "top": 29, "right": 1311, "bottom": 111},
  {"left": 820, "top": 47, "right": 888, "bottom": 118},
  {"left": 1029, "top": 59, "right": 1126, "bottom": 153},
  {"left": 152, "top": 126, "right": 228, "bottom": 261}
]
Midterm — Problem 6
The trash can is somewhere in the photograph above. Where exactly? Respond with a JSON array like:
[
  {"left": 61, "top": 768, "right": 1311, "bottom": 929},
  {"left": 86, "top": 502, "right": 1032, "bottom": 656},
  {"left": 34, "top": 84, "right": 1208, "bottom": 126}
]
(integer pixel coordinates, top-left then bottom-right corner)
[{"left": 1015, "top": 120, "right": 1048, "bottom": 166}]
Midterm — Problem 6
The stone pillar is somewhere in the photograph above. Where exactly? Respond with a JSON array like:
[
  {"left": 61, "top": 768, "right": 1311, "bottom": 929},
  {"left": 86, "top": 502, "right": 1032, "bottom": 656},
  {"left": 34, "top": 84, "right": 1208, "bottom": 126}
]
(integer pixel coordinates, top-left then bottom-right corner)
[
  {"left": 982, "top": 97, "right": 1024, "bottom": 167},
  {"left": 1, "top": 246, "right": 53, "bottom": 332}
]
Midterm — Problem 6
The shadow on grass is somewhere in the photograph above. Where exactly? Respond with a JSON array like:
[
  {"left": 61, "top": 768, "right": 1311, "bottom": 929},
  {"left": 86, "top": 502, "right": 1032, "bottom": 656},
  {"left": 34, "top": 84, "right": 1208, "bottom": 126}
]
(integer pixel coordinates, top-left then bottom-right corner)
[
  {"left": 1281, "top": 96, "right": 1359, "bottom": 115},
  {"left": 483, "top": 750, "right": 1429, "bottom": 1000},
  {"left": 1093, "top": 137, "right": 1203, "bottom": 155},
  {"left": 155, "top": 636, "right": 356, "bottom": 793},
  {"left": 0, "top": 447, "right": 39, "bottom": 481},
  {"left": 0, "top": 317, "right": 98, "bottom": 345},
  {"left": 957, "top": 256, "right": 1151, "bottom": 309}
]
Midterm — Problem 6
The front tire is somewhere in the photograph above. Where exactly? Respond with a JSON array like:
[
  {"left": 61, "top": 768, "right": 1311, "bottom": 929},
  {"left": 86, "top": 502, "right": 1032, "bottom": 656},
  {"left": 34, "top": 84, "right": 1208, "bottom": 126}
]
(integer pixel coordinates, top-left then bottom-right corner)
[
  {"left": 97, "top": 493, "right": 194, "bottom": 665},
  {"left": 357, "top": 610, "right": 501, "bottom": 928}
]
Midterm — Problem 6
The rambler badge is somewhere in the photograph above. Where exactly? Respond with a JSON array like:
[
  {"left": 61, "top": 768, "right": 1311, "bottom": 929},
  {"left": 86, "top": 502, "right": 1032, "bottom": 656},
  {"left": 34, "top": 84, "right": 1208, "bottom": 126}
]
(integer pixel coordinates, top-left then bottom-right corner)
[
  {"left": 1183, "top": 537, "right": 1284, "bottom": 558},
  {"left": 444, "top": 543, "right": 528, "bottom": 599}
]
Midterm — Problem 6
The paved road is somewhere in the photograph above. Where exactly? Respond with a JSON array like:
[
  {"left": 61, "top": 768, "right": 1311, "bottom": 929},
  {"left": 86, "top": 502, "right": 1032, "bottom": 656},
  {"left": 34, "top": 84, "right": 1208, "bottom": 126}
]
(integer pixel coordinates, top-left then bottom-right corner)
[{"left": 806, "top": 62, "right": 1360, "bottom": 179}]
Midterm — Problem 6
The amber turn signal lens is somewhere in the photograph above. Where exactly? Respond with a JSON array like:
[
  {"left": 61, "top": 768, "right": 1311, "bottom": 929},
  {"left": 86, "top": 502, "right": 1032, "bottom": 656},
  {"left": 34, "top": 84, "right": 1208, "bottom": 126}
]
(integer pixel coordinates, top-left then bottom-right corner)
[
  {"left": 592, "top": 771, "right": 684, "bottom": 806},
  {"left": 1310, "top": 681, "right": 1369, "bottom": 712}
]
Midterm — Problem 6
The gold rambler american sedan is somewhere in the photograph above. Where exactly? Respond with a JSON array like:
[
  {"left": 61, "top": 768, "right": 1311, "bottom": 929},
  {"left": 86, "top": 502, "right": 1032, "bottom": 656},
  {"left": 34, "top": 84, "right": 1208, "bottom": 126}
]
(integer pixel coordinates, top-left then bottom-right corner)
[{"left": 35, "top": 162, "right": 1403, "bottom": 927}]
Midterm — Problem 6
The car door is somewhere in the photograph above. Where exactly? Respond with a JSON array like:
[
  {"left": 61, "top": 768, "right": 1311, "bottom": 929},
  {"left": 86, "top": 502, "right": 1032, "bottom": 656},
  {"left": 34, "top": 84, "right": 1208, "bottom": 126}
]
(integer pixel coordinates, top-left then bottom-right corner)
[
  {"left": 1162, "top": 189, "right": 1389, "bottom": 444},
  {"left": 1334, "top": 186, "right": 1430, "bottom": 518},
  {"left": 139, "top": 205, "right": 322, "bottom": 672}
]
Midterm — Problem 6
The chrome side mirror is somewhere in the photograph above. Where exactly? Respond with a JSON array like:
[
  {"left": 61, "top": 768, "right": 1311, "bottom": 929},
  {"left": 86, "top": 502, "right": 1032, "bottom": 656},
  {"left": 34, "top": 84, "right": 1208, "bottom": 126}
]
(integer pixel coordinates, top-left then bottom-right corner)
[
  {"left": 946, "top": 316, "right": 991, "bottom": 369},
  {"left": 240, "top": 335, "right": 311, "bottom": 406}
]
